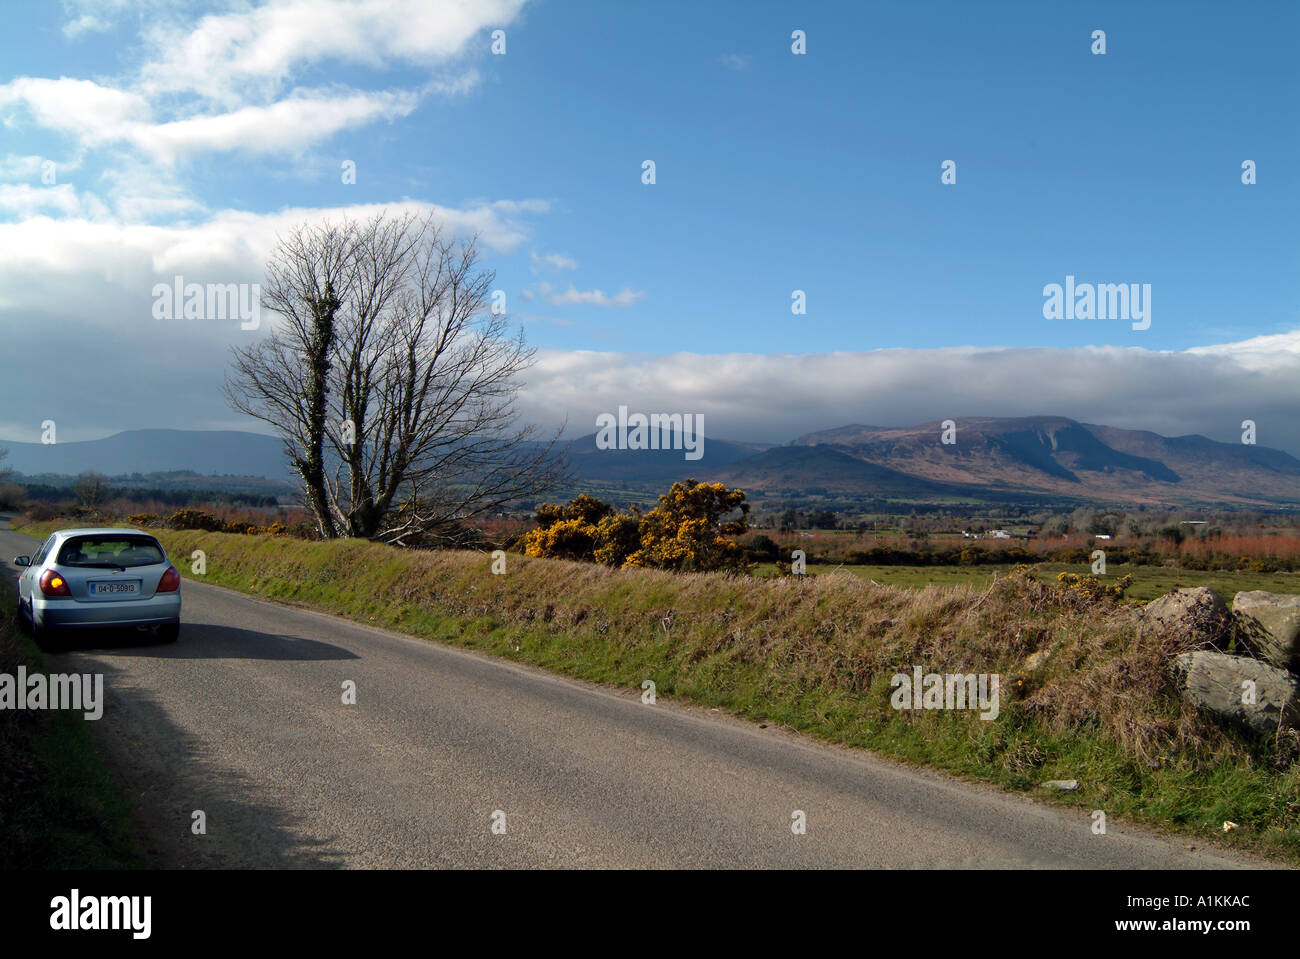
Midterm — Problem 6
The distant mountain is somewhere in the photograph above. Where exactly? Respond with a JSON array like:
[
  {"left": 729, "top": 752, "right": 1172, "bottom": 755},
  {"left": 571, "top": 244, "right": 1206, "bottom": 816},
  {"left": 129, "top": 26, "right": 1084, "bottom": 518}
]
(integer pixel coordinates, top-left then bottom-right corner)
[
  {"left": 703, "top": 445, "right": 964, "bottom": 498},
  {"left": 3, "top": 416, "right": 1297, "bottom": 507},
  {"left": 560, "top": 431, "right": 768, "bottom": 483},
  {"left": 0, "top": 429, "right": 292, "bottom": 482},
  {"left": 785, "top": 416, "right": 1300, "bottom": 505}
]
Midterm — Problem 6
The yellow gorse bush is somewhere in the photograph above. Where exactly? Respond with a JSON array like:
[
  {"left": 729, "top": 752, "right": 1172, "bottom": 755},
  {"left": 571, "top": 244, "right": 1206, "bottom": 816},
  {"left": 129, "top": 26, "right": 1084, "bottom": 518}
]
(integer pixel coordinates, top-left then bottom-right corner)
[
  {"left": 525, "top": 479, "right": 750, "bottom": 572},
  {"left": 1055, "top": 570, "right": 1134, "bottom": 602}
]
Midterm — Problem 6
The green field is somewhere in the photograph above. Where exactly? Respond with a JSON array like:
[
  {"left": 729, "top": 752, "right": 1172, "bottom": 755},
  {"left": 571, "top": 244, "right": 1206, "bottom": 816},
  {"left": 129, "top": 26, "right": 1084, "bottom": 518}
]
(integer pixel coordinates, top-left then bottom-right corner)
[{"left": 792, "top": 563, "right": 1300, "bottom": 601}]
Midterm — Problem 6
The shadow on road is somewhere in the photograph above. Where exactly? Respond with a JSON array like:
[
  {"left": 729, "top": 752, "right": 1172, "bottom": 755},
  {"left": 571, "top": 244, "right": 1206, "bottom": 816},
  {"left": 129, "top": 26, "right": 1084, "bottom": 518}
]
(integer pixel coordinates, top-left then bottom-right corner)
[
  {"left": 45, "top": 622, "right": 361, "bottom": 661},
  {"left": 0, "top": 550, "right": 354, "bottom": 867},
  {"left": 72, "top": 654, "right": 351, "bottom": 869}
]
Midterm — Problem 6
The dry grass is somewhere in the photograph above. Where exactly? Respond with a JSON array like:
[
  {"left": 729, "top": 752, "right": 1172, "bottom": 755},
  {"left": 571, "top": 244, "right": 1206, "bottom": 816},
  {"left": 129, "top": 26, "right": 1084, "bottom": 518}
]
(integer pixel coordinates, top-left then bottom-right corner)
[{"left": 158, "top": 529, "right": 1255, "bottom": 771}]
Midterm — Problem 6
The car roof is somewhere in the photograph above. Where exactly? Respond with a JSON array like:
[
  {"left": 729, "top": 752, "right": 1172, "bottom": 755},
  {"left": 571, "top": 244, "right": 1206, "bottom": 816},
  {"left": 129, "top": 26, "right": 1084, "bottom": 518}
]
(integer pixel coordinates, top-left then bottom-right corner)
[{"left": 53, "top": 528, "right": 160, "bottom": 539}]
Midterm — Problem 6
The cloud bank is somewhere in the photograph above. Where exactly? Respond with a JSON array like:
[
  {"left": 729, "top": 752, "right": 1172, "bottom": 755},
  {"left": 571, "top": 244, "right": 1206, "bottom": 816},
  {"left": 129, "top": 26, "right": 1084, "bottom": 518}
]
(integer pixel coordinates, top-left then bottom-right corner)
[{"left": 517, "top": 338, "right": 1300, "bottom": 456}]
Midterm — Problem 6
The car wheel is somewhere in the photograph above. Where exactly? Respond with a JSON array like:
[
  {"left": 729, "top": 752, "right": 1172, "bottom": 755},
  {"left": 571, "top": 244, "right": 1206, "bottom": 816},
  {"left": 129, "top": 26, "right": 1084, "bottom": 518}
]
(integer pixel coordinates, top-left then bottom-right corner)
[
  {"left": 29, "top": 608, "right": 57, "bottom": 649},
  {"left": 157, "top": 622, "right": 180, "bottom": 644}
]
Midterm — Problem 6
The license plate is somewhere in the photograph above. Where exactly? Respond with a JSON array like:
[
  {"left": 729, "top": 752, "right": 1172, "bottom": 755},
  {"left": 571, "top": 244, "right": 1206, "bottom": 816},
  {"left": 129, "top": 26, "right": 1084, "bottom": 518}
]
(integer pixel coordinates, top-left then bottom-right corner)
[{"left": 90, "top": 581, "right": 139, "bottom": 595}]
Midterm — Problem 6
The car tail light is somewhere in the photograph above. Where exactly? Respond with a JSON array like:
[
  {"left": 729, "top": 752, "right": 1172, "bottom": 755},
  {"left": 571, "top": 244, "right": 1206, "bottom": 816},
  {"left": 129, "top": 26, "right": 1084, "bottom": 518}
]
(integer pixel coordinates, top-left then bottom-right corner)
[
  {"left": 157, "top": 566, "right": 181, "bottom": 592},
  {"left": 39, "top": 570, "right": 72, "bottom": 597}
]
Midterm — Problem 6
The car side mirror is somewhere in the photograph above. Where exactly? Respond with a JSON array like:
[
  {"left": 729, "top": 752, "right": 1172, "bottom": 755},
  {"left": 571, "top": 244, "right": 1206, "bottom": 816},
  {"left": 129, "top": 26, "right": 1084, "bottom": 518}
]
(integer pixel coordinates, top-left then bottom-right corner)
[{"left": 14, "top": 556, "right": 30, "bottom": 567}]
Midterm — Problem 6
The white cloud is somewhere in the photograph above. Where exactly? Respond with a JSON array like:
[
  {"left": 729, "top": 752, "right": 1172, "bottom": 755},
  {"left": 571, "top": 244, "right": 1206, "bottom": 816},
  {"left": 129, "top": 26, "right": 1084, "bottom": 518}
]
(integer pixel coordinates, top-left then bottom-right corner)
[
  {"left": 488, "top": 198, "right": 550, "bottom": 215},
  {"left": 59, "top": 0, "right": 140, "bottom": 38},
  {"left": 1187, "top": 329, "right": 1300, "bottom": 371},
  {"left": 0, "top": 191, "right": 549, "bottom": 441},
  {"left": 110, "top": 191, "right": 207, "bottom": 222},
  {"left": 0, "top": 77, "right": 421, "bottom": 164},
  {"left": 129, "top": 87, "right": 422, "bottom": 163},
  {"left": 63, "top": 13, "right": 111, "bottom": 38},
  {"left": 719, "top": 53, "right": 751, "bottom": 71},
  {"left": 139, "top": 0, "right": 529, "bottom": 104},
  {"left": 5, "top": 0, "right": 534, "bottom": 201},
  {"left": 0, "top": 77, "right": 150, "bottom": 144},
  {"left": 0, "top": 183, "right": 107, "bottom": 218},
  {"left": 513, "top": 338, "right": 1300, "bottom": 455},
  {"left": 0, "top": 154, "right": 49, "bottom": 180},
  {"left": 0, "top": 196, "right": 549, "bottom": 315},
  {"left": 1, "top": 218, "right": 1296, "bottom": 455},
  {"left": 529, "top": 250, "right": 578, "bottom": 272},
  {"left": 547, "top": 284, "right": 645, "bottom": 307},
  {"left": 94, "top": 154, "right": 208, "bottom": 221}
]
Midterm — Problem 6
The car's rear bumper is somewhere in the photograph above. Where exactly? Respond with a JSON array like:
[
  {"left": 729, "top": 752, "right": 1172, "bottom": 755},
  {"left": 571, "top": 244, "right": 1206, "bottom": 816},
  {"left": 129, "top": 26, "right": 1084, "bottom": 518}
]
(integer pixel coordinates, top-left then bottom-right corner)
[{"left": 33, "top": 593, "right": 181, "bottom": 628}]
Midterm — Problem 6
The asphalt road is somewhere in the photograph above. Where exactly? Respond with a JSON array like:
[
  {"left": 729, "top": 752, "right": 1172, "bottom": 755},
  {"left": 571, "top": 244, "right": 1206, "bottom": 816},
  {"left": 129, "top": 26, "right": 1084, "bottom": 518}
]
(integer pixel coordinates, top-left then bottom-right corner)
[{"left": 0, "top": 520, "right": 1273, "bottom": 869}]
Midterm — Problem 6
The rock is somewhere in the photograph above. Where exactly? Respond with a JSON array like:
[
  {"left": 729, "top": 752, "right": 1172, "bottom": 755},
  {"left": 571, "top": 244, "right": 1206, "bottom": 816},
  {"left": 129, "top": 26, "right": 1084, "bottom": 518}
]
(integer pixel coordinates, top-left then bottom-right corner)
[
  {"left": 1232, "top": 591, "right": 1300, "bottom": 670},
  {"left": 1023, "top": 649, "right": 1050, "bottom": 672},
  {"left": 1041, "top": 780, "right": 1079, "bottom": 791},
  {"left": 1170, "top": 650, "right": 1300, "bottom": 734},
  {"left": 1141, "top": 588, "right": 1230, "bottom": 643}
]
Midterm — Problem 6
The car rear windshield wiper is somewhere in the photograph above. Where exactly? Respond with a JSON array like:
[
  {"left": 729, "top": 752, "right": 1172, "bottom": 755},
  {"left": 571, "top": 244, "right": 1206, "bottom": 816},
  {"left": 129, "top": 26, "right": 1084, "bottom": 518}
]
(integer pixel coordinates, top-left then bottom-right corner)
[{"left": 70, "top": 561, "right": 127, "bottom": 570}]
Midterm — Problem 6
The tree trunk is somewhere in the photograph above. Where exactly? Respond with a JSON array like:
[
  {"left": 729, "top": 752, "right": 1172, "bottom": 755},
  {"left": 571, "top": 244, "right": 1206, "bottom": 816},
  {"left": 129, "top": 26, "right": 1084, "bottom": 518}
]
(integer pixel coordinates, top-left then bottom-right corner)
[{"left": 297, "top": 283, "right": 340, "bottom": 538}]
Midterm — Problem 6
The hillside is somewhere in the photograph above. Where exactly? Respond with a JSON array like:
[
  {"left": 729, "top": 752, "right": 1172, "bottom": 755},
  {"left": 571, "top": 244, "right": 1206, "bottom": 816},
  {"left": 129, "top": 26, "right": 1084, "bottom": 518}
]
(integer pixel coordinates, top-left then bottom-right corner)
[
  {"left": 3, "top": 416, "right": 1298, "bottom": 507},
  {"left": 788, "top": 416, "right": 1300, "bottom": 505},
  {"left": 703, "top": 444, "right": 965, "bottom": 498},
  {"left": 0, "top": 429, "right": 292, "bottom": 482},
  {"left": 560, "top": 431, "right": 766, "bottom": 483}
]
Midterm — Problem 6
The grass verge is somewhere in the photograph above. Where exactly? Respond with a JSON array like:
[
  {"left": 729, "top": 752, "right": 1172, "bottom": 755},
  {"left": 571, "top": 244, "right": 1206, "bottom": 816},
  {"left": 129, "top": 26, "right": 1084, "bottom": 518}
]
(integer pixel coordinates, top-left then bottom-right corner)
[
  {"left": 789, "top": 562, "right": 1300, "bottom": 601},
  {"left": 0, "top": 582, "right": 145, "bottom": 869},
  {"left": 19, "top": 521, "right": 1300, "bottom": 863}
]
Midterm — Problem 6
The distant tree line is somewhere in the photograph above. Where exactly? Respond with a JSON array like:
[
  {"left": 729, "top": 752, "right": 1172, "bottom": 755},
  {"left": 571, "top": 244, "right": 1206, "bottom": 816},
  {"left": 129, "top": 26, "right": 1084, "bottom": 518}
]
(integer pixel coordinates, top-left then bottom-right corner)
[{"left": 19, "top": 480, "right": 279, "bottom": 509}]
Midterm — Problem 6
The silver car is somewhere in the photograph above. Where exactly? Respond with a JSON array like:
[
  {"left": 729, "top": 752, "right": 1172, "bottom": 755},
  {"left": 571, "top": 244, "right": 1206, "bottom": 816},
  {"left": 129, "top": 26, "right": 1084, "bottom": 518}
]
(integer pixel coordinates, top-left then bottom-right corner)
[{"left": 14, "top": 528, "right": 181, "bottom": 645}]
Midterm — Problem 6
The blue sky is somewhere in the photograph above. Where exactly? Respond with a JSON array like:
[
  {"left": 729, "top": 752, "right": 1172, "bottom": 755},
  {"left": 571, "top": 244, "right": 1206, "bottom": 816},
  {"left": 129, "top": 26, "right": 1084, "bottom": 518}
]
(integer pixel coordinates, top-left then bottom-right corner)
[{"left": 0, "top": 0, "right": 1297, "bottom": 449}]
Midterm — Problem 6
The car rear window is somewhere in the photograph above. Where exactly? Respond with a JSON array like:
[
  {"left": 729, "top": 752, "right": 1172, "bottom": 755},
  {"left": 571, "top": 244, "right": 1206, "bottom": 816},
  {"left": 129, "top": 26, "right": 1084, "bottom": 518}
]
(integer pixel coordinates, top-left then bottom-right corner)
[{"left": 57, "top": 535, "right": 164, "bottom": 569}]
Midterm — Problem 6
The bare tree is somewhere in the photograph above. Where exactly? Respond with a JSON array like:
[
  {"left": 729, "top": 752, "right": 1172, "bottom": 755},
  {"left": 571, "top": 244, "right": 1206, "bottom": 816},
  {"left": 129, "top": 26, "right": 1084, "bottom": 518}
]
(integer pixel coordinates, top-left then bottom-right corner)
[
  {"left": 226, "top": 212, "right": 566, "bottom": 544},
  {"left": 72, "top": 471, "right": 107, "bottom": 513},
  {"left": 0, "top": 449, "right": 22, "bottom": 511}
]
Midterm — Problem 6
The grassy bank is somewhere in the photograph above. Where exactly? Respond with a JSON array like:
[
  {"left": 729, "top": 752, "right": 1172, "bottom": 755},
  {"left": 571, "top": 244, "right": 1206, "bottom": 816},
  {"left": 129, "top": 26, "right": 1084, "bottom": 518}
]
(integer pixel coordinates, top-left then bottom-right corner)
[
  {"left": 0, "top": 584, "right": 145, "bottom": 869},
  {"left": 782, "top": 562, "right": 1300, "bottom": 601},
  {"left": 20, "top": 521, "right": 1300, "bottom": 862}
]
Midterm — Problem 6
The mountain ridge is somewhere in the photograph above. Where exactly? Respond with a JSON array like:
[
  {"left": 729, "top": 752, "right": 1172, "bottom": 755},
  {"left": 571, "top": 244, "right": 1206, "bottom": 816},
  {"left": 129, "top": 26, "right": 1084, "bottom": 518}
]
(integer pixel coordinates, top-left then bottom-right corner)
[{"left": 2, "top": 417, "right": 1297, "bottom": 506}]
